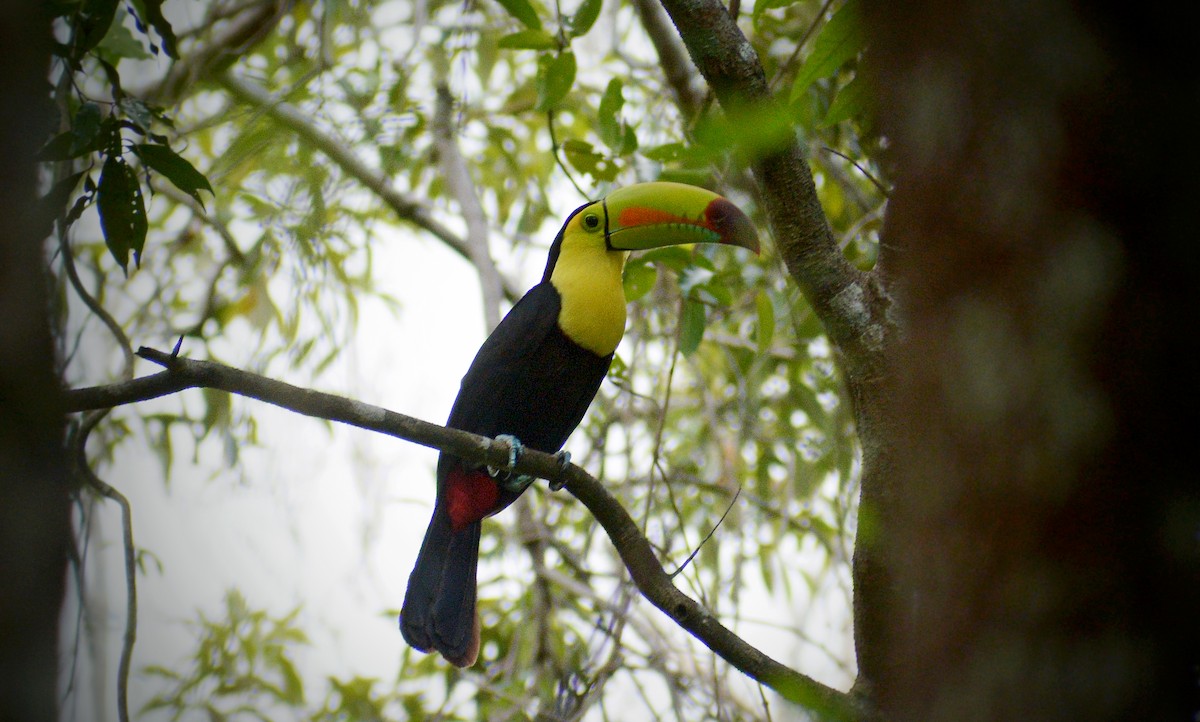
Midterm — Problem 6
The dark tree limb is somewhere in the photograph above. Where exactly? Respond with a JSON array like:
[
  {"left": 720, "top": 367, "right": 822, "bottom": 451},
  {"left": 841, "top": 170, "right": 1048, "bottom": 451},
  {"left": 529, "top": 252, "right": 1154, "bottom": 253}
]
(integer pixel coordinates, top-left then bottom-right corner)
[
  {"left": 653, "top": 0, "right": 899, "bottom": 704},
  {"left": 64, "top": 349, "right": 870, "bottom": 721},
  {"left": 1, "top": 3, "right": 71, "bottom": 720},
  {"left": 653, "top": 0, "right": 892, "bottom": 382}
]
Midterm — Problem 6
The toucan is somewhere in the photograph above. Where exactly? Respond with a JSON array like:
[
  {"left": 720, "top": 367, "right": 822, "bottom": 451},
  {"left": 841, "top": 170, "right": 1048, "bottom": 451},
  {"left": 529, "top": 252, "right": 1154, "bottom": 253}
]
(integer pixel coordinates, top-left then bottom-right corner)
[{"left": 400, "top": 181, "right": 758, "bottom": 667}]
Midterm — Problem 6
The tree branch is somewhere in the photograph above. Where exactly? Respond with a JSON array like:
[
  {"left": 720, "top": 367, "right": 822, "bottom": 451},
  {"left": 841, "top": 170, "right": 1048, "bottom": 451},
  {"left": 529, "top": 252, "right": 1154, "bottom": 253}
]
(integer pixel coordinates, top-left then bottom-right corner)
[
  {"left": 654, "top": 0, "right": 891, "bottom": 382},
  {"left": 149, "top": 0, "right": 290, "bottom": 106},
  {"left": 63, "top": 349, "right": 868, "bottom": 721},
  {"left": 433, "top": 83, "right": 504, "bottom": 330},
  {"left": 218, "top": 72, "right": 522, "bottom": 302},
  {"left": 631, "top": 0, "right": 704, "bottom": 123},
  {"left": 70, "top": 410, "right": 136, "bottom": 722},
  {"left": 640, "top": 5, "right": 897, "bottom": 713}
]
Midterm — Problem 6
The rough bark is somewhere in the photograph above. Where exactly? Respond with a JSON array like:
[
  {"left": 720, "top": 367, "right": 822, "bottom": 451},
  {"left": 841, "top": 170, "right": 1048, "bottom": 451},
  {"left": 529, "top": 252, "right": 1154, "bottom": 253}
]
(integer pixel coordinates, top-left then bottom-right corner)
[
  {"left": 0, "top": 2, "right": 71, "bottom": 720},
  {"left": 653, "top": 3, "right": 897, "bottom": 711},
  {"left": 863, "top": 1, "right": 1200, "bottom": 718}
]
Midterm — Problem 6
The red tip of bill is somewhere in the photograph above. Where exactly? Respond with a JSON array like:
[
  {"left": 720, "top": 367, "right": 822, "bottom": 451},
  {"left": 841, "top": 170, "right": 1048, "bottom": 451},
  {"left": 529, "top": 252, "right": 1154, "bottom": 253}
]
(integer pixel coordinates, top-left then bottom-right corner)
[{"left": 705, "top": 198, "right": 760, "bottom": 253}]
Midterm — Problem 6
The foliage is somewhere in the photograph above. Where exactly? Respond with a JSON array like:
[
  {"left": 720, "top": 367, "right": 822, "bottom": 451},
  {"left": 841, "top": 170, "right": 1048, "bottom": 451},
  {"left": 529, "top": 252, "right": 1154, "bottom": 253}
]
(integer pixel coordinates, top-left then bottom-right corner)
[
  {"left": 142, "top": 590, "right": 308, "bottom": 720},
  {"left": 143, "top": 591, "right": 403, "bottom": 722},
  {"left": 50, "top": 0, "right": 883, "bottom": 719}
]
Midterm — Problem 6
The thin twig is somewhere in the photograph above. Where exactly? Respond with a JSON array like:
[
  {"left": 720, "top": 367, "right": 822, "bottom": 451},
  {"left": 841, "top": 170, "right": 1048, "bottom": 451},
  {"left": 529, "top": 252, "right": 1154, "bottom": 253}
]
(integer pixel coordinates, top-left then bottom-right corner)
[
  {"left": 546, "top": 110, "right": 589, "bottom": 199},
  {"left": 56, "top": 220, "right": 134, "bottom": 381},
  {"left": 72, "top": 410, "right": 136, "bottom": 722},
  {"left": 669, "top": 488, "right": 741, "bottom": 578},
  {"left": 641, "top": 306, "right": 682, "bottom": 535},
  {"left": 767, "top": 0, "right": 837, "bottom": 94},
  {"left": 822, "top": 147, "right": 890, "bottom": 199},
  {"left": 629, "top": 0, "right": 703, "bottom": 122},
  {"left": 759, "top": 682, "right": 775, "bottom": 722}
]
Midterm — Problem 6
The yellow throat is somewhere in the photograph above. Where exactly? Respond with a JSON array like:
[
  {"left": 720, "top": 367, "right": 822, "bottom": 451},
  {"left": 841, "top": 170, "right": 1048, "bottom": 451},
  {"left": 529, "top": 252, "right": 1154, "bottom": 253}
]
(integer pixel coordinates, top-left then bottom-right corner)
[{"left": 549, "top": 242, "right": 629, "bottom": 357}]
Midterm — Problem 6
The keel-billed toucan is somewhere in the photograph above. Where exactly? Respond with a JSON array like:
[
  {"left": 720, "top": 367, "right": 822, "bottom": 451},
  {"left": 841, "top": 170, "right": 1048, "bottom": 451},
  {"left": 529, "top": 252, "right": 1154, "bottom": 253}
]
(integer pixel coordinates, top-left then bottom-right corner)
[{"left": 400, "top": 181, "right": 758, "bottom": 667}]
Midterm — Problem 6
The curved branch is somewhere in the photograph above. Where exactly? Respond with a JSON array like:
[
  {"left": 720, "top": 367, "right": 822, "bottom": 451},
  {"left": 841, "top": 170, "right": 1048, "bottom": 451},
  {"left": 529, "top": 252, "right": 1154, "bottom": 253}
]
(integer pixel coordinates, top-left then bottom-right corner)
[
  {"left": 433, "top": 83, "right": 504, "bottom": 330},
  {"left": 63, "top": 348, "right": 869, "bottom": 721},
  {"left": 56, "top": 217, "right": 134, "bottom": 381},
  {"left": 654, "top": 0, "right": 890, "bottom": 380},
  {"left": 219, "top": 72, "right": 522, "bottom": 302},
  {"left": 651, "top": 15, "right": 899, "bottom": 708},
  {"left": 631, "top": 0, "right": 704, "bottom": 123},
  {"left": 149, "top": 0, "right": 290, "bottom": 106},
  {"left": 71, "top": 410, "right": 136, "bottom": 722}
]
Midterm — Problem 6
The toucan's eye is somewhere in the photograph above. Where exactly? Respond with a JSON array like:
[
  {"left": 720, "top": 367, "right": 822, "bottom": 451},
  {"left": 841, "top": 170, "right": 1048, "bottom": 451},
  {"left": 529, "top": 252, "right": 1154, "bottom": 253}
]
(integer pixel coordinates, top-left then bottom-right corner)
[{"left": 581, "top": 212, "right": 602, "bottom": 231}]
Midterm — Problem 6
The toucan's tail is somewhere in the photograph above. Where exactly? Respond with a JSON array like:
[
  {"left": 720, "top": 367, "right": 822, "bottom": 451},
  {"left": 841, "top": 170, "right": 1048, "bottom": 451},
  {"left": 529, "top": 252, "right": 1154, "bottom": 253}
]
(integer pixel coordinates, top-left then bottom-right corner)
[{"left": 400, "top": 503, "right": 482, "bottom": 667}]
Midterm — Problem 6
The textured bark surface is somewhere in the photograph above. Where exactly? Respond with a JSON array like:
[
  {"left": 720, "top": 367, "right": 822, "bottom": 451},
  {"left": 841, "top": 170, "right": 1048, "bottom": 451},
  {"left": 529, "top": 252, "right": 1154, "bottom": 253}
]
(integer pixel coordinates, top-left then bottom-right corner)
[
  {"left": 863, "top": 1, "right": 1200, "bottom": 718},
  {"left": 0, "top": 2, "right": 71, "bottom": 720}
]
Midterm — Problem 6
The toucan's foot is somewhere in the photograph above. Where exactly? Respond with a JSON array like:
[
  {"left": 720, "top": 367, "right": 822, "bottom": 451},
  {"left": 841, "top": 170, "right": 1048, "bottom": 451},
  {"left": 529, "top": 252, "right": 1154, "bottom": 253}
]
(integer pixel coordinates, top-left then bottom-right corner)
[
  {"left": 491, "top": 435, "right": 533, "bottom": 493},
  {"left": 498, "top": 473, "right": 534, "bottom": 493},
  {"left": 495, "top": 434, "right": 524, "bottom": 470},
  {"left": 549, "top": 450, "right": 571, "bottom": 491}
]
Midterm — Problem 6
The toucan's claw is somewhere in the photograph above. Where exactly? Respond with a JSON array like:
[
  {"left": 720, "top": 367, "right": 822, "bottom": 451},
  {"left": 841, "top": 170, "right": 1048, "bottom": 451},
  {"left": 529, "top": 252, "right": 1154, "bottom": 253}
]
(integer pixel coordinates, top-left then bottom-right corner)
[
  {"left": 549, "top": 451, "right": 571, "bottom": 491},
  {"left": 487, "top": 431, "right": 525, "bottom": 472},
  {"left": 496, "top": 434, "right": 524, "bottom": 469},
  {"left": 499, "top": 473, "right": 534, "bottom": 494},
  {"left": 490, "top": 435, "right": 532, "bottom": 493}
]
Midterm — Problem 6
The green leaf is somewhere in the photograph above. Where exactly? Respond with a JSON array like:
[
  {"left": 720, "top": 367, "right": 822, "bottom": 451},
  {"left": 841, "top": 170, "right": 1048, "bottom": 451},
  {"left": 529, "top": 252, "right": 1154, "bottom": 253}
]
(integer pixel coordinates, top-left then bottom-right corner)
[
  {"left": 598, "top": 78, "right": 624, "bottom": 150},
  {"left": 821, "top": 73, "right": 871, "bottom": 127},
  {"left": 567, "top": 0, "right": 603, "bottom": 37},
  {"left": 562, "top": 138, "right": 600, "bottom": 166},
  {"left": 622, "top": 260, "right": 657, "bottom": 301},
  {"left": 35, "top": 171, "right": 86, "bottom": 238},
  {"left": 38, "top": 132, "right": 78, "bottom": 162},
  {"left": 789, "top": 0, "right": 865, "bottom": 103},
  {"left": 694, "top": 278, "right": 733, "bottom": 307},
  {"left": 97, "top": 17, "right": 151, "bottom": 60},
  {"left": 493, "top": 0, "right": 542, "bottom": 30},
  {"left": 201, "top": 389, "right": 232, "bottom": 436},
  {"left": 759, "top": 543, "right": 776, "bottom": 592},
  {"left": 658, "top": 168, "right": 715, "bottom": 186},
  {"left": 128, "top": 0, "right": 179, "bottom": 58},
  {"left": 134, "top": 143, "right": 214, "bottom": 209},
  {"left": 497, "top": 29, "right": 557, "bottom": 50},
  {"left": 752, "top": 0, "right": 804, "bottom": 22},
  {"left": 71, "top": 103, "right": 105, "bottom": 156},
  {"left": 76, "top": 0, "right": 121, "bottom": 59},
  {"left": 638, "top": 246, "right": 693, "bottom": 272},
  {"left": 642, "top": 142, "right": 686, "bottom": 163},
  {"left": 535, "top": 51, "right": 576, "bottom": 111},
  {"left": 679, "top": 298, "right": 706, "bottom": 356},
  {"left": 562, "top": 138, "right": 618, "bottom": 181},
  {"left": 621, "top": 124, "right": 638, "bottom": 155},
  {"left": 755, "top": 290, "right": 776, "bottom": 354},
  {"left": 96, "top": 153, "right": 147, "bottom": 272},
  {"left": 119, "top": 97, "right": 156, "bottom": 132},
  {"left": 65, "top": 178, "right": 94, "bottom": 228}
]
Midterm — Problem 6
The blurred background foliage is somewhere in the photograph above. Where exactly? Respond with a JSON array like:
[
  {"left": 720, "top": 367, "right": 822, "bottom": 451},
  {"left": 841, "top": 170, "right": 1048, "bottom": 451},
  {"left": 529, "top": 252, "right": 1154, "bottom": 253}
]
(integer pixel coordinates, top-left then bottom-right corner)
[{"left": 50, "top": 0, "right": 883, "bottom": 718}]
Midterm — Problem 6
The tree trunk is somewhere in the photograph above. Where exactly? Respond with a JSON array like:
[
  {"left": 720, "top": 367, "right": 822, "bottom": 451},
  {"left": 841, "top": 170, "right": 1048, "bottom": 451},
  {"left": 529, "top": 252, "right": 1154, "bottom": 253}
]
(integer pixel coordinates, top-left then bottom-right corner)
[
  {"left": 858, "top": 1, "right": 1200, "bottom": 718},
  {"left": 0, "top": 2, "right": 71, "bottom": 721}
]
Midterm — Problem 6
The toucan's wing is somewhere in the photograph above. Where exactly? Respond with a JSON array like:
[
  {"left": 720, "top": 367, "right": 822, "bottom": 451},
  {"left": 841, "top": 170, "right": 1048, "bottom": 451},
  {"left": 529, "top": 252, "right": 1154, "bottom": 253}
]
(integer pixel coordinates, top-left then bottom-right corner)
[
  {"left": 438, "top": 280, "right": 611, "bottom": 513},
  {"left": 444, "top": 281, "right": 563, "bottom": 439}
]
